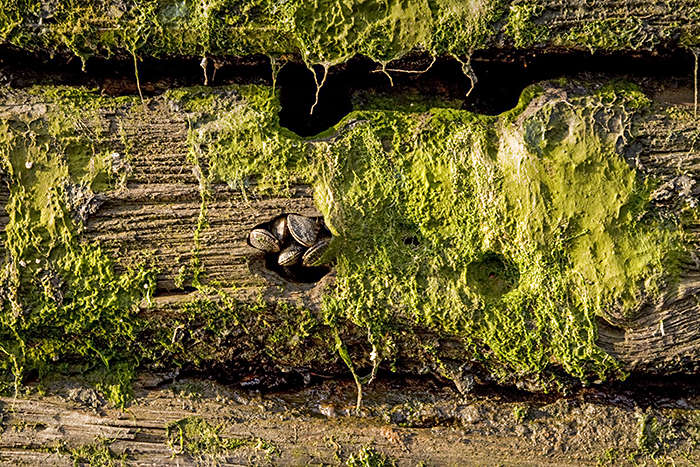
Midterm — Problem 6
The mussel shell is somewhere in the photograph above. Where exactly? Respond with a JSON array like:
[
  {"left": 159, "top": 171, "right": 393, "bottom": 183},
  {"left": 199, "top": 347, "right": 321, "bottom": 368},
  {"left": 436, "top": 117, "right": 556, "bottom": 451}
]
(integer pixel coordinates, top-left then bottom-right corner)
[
  {"left": 287, "top": 214, "right": 320, "bottom": 247},
  {"left": 302, "top": 237, "right": 330, "bottom": 267},
  {"left": 278, "top": 243, "right": 305, "bottom": 266},
  {"left": 248, "top": 228, "right": 280, "bottom": 253},
  {"left": 270, "top": 216, "right": 288, "bottom": 243}
]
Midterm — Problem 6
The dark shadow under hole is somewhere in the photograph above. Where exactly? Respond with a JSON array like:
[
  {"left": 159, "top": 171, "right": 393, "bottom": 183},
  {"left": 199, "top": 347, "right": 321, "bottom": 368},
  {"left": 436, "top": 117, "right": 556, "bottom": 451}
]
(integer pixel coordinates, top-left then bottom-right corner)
[
  {"left": 264, "top": 253, "right": 331, "bottom": 283},
  {"left": 277, "top": 62, "right": 355, "bottom": 137},
  {"left": 0, "top": 46, "right": 695, "bottom": 137},
  {"left": 275, "top": 49, "right": 695, "bottom": 135}
]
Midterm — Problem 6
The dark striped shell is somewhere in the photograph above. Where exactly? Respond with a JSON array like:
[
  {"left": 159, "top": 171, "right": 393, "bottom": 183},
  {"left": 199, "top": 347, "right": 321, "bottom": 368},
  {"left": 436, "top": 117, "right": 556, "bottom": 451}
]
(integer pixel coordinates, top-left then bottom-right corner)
[
  {"left": 287, "top": 214, "right": 319, "bottom": 247},
  {"left": 270, "top": 216, "right": 289, "bottom": 243},
  {"left": 278, "top": 243, "right": 305, "bottom": 266},
  {"left": 249, "top": 228, "right": 280, "bottom": 253},
  {"left": 302, "top": 237, "right": 330, "bottom": 267}
]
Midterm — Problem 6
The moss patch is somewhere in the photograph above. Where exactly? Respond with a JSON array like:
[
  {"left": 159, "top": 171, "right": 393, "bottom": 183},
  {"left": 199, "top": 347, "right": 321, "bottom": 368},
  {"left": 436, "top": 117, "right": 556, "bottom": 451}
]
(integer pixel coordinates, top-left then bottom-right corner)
[
  {"left": 166, "top": 416, "right": 277, "bottom": 462},
  {"left": 167, "top": 86, "right": 311, "bottom": 196},
  {"left": 312, "top": 81, "right": 686, "bottom": 385},
  {"left": 0, "top": 87, "right": 155, "bottom": 396},
  {"left": 557, "top": 17, "right": 659, "bottom": 52},
  {"left": 346, "top": 446, "right": 395, "bottom": 467},
  {"left": 504, "top": 2, "right": 550, "bottom": 48},
  {"left": 60, "top": 437, "right": 127, "bottom": 467}
]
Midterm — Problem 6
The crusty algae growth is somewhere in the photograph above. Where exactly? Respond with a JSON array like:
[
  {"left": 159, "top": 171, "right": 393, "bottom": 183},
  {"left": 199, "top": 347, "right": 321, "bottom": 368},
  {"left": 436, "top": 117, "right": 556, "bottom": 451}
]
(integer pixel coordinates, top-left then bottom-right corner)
[
  {"left": 0, "top": 87, "right": 156, "bottom": 394},
  {"left": 169, "top": 81, "right": 687, "bottom": 386},
  {"left": 0, "top": 1, "right": 697, "bottom": 71},
  {"left": 0, "top": 81, "right": 689, "bottom": 396},
  {"left": 311, "top": 82, "right": 685, "bottom": 384}
]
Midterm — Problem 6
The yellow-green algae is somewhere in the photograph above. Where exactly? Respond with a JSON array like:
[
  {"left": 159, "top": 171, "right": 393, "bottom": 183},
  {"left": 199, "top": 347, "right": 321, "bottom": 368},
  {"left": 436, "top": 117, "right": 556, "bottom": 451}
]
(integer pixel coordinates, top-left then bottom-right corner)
[
  {"left": 311, "top": 83, "right": 685, "bottom": 384},
  {"left": 1, "top": 1, "right": 697, "bottom": 69},
  {"left": 0, "top": 81, "right": 690, "bottom": 398},
  {"left": 0, "top": 87, "right": 156, "bottom": 393},
  {"left": 168, "top": 81, "right": 687, "bottom": 386},
  {"left": 166, "top": 416, "right": 277, "bottom": 461}
]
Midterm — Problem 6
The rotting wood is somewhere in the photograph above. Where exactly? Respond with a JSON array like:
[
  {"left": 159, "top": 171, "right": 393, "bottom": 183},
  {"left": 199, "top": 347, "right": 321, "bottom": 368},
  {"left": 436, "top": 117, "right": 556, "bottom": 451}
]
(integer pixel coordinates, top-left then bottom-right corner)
[{"left": 0, "top": 79, "right": 698, "bottom": 387}]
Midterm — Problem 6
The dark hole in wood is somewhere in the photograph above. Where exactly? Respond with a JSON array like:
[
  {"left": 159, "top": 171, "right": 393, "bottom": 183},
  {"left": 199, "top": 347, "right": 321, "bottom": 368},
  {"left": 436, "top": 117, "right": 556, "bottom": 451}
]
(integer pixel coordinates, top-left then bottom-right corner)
[
  {"left": 276, "top": 50, "right": 694, "bottom": 135},
  {"left": 249, "top": 213, "right": 333, "bottom": 284},
  {"left": 403, "top": 236, "right": 420, "bottom": 246}
]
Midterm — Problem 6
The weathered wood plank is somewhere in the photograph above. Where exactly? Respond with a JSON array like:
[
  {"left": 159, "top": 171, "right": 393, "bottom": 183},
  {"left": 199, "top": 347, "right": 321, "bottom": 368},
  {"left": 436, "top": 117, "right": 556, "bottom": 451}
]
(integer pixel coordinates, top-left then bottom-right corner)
[
  {"left": 0, "top": 378, "right": 698, "bottom": 465},
  {"left": 0, "top": 80, "right": 698, "bottom": 384}
]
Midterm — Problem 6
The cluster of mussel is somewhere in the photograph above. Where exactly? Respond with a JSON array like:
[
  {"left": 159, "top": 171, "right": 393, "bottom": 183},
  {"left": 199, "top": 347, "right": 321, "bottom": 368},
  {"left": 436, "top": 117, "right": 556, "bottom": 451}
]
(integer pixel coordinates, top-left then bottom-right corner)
[{"left": 248, "top": 214, "right": 332, "bottom": 272}]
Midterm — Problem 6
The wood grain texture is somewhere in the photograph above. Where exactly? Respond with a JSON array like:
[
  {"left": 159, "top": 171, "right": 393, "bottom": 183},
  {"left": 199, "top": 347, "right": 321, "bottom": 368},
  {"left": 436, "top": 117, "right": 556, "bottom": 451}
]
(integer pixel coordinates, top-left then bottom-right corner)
[
  {"left": 1, "top": 377, "right": 698, "bottom": 465},
  {"left": 0, "top": 82, "right": 698, "bottom": 378}
]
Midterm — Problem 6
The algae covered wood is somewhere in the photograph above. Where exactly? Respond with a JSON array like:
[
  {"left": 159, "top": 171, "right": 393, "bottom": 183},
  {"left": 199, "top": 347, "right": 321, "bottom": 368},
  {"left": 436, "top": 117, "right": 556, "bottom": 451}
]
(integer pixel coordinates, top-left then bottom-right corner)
[
  {"left": 0, "top": 79, "right": 698, "bottom": 396},
  {"left": 0, "top": 0, "right": 698, "bottom": 70}
]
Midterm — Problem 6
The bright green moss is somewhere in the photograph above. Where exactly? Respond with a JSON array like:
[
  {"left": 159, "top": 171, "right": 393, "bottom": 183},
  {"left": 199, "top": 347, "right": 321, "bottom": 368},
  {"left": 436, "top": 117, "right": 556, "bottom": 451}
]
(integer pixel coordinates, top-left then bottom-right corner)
[
  {"left": 312, "top": 82, "right": 686, "bottom": 384},
  {"left": 503, "top": 2, "right": 549, "bottom": 48},
  {"left": 0, "top": 87, "right": 156, "bottom": 394}
]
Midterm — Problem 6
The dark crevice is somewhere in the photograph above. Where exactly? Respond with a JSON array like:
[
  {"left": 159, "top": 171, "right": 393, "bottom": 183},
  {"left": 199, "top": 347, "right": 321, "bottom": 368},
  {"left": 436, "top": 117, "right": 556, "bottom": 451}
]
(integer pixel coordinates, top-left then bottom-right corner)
[
  {"left": 173, "top": 363, "right": 700, "bottom": 412},
  {"left": 1, "top": 45, "right": 696, "bottom": 137}
]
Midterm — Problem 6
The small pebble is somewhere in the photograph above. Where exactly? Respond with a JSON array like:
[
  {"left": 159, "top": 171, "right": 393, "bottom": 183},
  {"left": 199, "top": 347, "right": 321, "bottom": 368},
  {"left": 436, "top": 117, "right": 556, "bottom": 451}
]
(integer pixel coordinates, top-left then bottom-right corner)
[{"left": 319, "top": 402, "right": 336, "bottom": 418}]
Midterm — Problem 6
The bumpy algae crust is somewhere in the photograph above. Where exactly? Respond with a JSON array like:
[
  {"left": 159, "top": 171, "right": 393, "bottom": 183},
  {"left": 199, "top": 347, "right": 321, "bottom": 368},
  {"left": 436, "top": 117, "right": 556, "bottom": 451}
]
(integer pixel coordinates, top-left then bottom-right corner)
[
  {"left": 1, "top": 1, "right": 697, "bottom": 71},
  {"left": 167, "top": 86, "right": 311, "bottom": 197},
  {"left": 0, "top": 81, "right": 689, "bottom": 396},
  {"left": 312, "top": 83, "right": 685, "bottom": 384},
  {"left": 172, "top": 82, "right": 686, "bottom": 385},
  {"left": 0, "top": 87, "right": 156, "bottom": 395}
]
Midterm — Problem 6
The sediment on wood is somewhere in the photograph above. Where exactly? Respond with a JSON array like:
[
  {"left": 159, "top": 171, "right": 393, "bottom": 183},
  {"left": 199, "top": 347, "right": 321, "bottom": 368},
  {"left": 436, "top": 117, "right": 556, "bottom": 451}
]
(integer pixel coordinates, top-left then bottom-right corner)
[{"left": 1, "top": 377, "right": 698, "bottom": 465}]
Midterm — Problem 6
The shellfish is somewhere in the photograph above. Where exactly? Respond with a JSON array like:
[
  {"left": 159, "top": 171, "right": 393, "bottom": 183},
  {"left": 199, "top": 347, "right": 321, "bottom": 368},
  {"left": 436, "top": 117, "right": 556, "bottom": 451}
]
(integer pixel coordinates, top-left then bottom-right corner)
[
  {"left": 302, "top": 237, "right": 330, "bottom": 267},
  {"left": 287, "top": 213, "right": 320, "bottom": 247},
  {"left": 248, "top": 228, "right": 280, "bottom": 253},
  {"left": 270, "top": 216, "right": 289, "bottom": 243},
  {"left": 278, "top": 243, "right": 305, "bottom": 266}
]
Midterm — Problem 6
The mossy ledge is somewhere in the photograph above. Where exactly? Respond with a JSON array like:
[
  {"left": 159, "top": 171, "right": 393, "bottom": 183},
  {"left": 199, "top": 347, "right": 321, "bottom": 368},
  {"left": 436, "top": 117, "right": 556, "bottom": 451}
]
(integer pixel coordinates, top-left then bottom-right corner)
[
  {"left": 0, "top": 79, "right": 697, "bottom": 402},
  {"left": 0, "top": 1, "right": 698, "bottom": 72}
]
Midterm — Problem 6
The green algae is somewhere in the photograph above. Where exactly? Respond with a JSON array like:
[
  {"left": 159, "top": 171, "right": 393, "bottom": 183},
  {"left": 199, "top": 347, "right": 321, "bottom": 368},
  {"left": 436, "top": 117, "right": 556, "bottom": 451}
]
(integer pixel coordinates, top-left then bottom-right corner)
[
  {"left": 0, "top": 81, "right": 690, "bottom": 397},
  {"left": 166, "top": 416, "right": 277, "bottom": 461},
  {"left": 60, "top": 437, "right": 127, "bottom": 467},
  {"left": 311, "top": 82, "right": 685, "bottom": 385},
  {"left": 150, "top": 82, "right": 687, "bottom": 388},
  {"left": 346, "top": 446, "right": 395, "bottom": 467},
  {"left": 2, "top": 1, "right": 695, "bottom": 86},
  {"left": 166, "top": 86, "right": 311, "bottom": 196},
  {"left": 557, "top": 17, "right": 659, "bottom": 52},
  {"left": 504, "top": 1, "right": 549, "bottom": 48},
  {"left": 139, "top": 293, "right": 328, "bottom": 375},
  {"left": 0, "top": 87, "right": 156, "bottom": 395}
]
